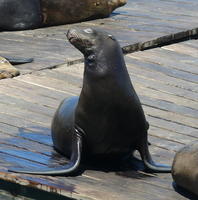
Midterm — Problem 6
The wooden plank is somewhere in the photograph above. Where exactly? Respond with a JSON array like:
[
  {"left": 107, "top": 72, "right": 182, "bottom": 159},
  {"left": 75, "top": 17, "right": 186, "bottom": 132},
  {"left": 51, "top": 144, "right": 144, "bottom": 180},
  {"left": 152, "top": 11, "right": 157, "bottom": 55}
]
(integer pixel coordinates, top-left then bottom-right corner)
[
  {"left": 140, "top": 95, "right": 198, "bottom": 119},
  {"left": 148, "top": 115, "right": 198, "bottom": 138},
  {"left": 126, "top": 56, "right": 198, "bottom": 84},
  {"left": 0, "top": 104, "right": 51, "bottom": 125},
  {"left": 0, "top": 112, "right": 50, "bottom": 130},
  {"left": 0, "top": 93, "right": 54, "bottom": 117},
  {"left": 162, "top": 43, "right": 198, "bottom": 59},
  {"left": 127, "top": 48, "right": 198, "bottom": 74},
  {"left": 144, "top": 105, "right": 197, "bottom": 128},
  {"left": 0, "top": 82, "right": 60, "bottom": 108},
  {"left": 0, "top": 122, "right": 51, "bottom": 137},
  {"left": 16, "top": 74, "right": 81, "bottom": 95},
  {"left": 129, "top": 70, "right": 198, "bottom": 102},
  {"left": 135, "top": 85, "right": 197, "bottom": 111},
  {"left": 0, "top": 152, "right": 46, "bottom": 169},
  {"left": 5, "top": 78, "right": 67, "bottom": 100},
  {"left": 149, "top": 125, "right": 197, "bottom": 145}
]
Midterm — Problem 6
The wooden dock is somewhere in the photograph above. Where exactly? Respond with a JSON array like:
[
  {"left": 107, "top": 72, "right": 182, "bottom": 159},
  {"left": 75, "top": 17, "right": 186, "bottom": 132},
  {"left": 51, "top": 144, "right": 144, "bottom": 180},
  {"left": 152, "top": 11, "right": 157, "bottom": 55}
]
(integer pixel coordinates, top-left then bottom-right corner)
[{"left": 0, "top": 0, "right": 198, "bottom": 199}]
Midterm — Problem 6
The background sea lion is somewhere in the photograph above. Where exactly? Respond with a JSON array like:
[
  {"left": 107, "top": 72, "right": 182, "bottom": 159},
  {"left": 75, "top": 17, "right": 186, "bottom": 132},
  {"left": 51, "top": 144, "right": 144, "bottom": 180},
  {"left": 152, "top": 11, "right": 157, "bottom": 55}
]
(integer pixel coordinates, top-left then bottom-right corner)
[
  {"left": 9, "top": 28, "right": 171, "bottom": 175},
  {"left": 0, "top": 0, "right": 126, "bottom": 31},
  {"left": 0, "top": 56, "right": 33, "bottom": 79},
  {"left": 41, "top": 0, "right": 127, "bottom": 26},
  {"left": 0, "top": 0, "right": 42, "bottom": 31},
  {"left": 0, "top": 56, "right": 20, "bottom": 79},
  {"left": 172, "top": 141, "right": 198, "bottom": 196}
]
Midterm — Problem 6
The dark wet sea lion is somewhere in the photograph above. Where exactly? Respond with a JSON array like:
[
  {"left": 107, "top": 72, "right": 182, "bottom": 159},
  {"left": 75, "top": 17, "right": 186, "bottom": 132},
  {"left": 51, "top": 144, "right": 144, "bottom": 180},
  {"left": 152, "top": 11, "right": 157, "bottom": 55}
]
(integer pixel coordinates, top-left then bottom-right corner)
[
  {"left": 9, "top": 28, "right": 171, "bottom": 175},
  {"left": 0, "top": 0, "right": 126, "bottom": 31},
  {"left": 0, "top": 0, "right": 42, "bottom": 31},
  {"left": 172, "top": 141, "right": 198, "bottom": 196}
]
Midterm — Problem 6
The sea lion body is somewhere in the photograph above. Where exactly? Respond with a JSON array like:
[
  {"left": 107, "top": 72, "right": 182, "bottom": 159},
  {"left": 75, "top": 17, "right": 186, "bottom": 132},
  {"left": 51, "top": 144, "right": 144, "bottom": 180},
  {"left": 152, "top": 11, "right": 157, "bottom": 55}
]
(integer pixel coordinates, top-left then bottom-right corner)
[
  {"left": 9, "top": 28, "right": 171, "bottom": 175},
  {"left": 52, "top": 87, "right": 147, "bottom": 159},
  {"left": 52, "top": 29, "right": 148, "bottom": 159},
  {"left": 0, "top": 0, "right": 126, "bottom": 31}
]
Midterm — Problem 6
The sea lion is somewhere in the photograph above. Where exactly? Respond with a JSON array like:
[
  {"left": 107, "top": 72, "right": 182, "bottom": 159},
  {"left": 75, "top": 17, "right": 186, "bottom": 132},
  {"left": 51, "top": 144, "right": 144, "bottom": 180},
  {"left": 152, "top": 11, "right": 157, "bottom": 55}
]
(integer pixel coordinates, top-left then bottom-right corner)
[
  {"left": 0, "top": 56, "right": 33, "bottom": 79},
  {"left": 41, "top": 0, "right": 127, "bottom": 27},
  {"left": 0, "top": 0, "right": 42, "bottom": 31},
  {"left": 0, "top": 56, "right": 20, "bottom": 79},
  {"left": 0, "top": 0, "right": 126, "bottom": 31},
  {"left": 172, "top": 141, "right": 198, "bottom": 196},
  {"left": 9, "top": 28, "right": 171, "bottom": 175}
]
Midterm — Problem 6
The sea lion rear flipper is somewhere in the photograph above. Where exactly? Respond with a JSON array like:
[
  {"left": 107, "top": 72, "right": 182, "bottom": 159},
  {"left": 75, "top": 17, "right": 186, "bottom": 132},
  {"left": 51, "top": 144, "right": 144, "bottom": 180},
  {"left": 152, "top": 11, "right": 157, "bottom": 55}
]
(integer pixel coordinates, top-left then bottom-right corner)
[
  {"left": 8, "top": 129, "right": 82, "bottom": 175},
  {"left": 138, "top": 135, "right": 171, "bottom": 173}
]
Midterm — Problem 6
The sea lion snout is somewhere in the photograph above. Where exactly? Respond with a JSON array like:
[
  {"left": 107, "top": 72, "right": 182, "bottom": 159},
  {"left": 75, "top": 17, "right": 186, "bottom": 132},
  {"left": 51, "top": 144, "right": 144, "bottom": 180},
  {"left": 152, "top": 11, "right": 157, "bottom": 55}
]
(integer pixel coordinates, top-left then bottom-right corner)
[
  {"left": 67, "top": 28, "right": 94, "bottom": 41},
  {"left": 67, "top": 29, "right": 79, "bottom": 43},
  {"left": 67, "top": 28, "right": 96, "bottom": 54}
]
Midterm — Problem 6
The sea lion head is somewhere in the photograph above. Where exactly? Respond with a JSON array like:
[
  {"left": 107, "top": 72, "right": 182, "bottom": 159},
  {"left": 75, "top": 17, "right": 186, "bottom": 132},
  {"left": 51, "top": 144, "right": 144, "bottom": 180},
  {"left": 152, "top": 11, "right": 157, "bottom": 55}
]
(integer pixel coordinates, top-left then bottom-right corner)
[{"left": 67, "top": 28, "right": 124, "bottom": 72}]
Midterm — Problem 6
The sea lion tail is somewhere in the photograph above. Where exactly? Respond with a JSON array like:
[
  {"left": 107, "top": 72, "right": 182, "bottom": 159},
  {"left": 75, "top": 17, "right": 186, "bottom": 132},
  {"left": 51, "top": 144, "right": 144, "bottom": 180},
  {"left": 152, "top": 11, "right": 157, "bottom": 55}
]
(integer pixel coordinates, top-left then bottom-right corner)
[
  {"left": 138, "top": 135, "right": 171, "bottom": 173},
  {"left": 8, "top": 133, "right": 82, "bottom": 175}
]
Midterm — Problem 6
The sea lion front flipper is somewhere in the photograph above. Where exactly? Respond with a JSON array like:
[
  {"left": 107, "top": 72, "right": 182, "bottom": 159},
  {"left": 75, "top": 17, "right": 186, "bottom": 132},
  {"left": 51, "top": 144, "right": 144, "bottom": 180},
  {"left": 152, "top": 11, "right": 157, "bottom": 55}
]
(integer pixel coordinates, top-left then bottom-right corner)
[
  {"left": 138, "top": 134, "right": 171, "bottom": 173},
  {"left": 8, "top": 129, "right": 82, "bottom": 175},
  {"left": 5, "top": 57, "right": 34, "bottom": 65}
]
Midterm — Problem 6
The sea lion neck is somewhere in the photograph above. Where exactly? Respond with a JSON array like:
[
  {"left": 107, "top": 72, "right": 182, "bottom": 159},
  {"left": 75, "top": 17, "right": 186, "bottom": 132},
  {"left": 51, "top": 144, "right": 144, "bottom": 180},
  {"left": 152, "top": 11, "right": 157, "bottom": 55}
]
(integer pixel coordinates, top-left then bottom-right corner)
[{"left": 84, "top": 43, "right": 127, "bottom": 82}]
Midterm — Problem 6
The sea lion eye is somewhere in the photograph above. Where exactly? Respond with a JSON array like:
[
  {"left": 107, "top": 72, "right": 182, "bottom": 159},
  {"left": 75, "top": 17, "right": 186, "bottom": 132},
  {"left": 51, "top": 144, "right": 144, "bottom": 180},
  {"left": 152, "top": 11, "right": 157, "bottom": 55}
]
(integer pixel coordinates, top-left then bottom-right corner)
[
  {"left": 84, "top": 28, "right": 93, "bottom": 34},
  {"left": 108, "top": 34, "right": 115, "bottom": 41},
  {"left": 87, "top": 54, "right": 96, "bottom": 61}
]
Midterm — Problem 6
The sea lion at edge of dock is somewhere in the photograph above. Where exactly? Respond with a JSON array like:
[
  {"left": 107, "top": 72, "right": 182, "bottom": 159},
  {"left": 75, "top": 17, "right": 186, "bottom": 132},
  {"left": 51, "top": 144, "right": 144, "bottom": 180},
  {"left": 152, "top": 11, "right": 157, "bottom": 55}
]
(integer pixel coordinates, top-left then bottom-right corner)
[
  {"left": 0, "top": 0, "right": 126, "bottom": 31},
  {"left": 0, "top": 56, "right": 33, "bottom": 79},
  {"left": 0, "top": 56, "right": 20, "bottom": 79},
  {"left": 9, "top": 28, "right": 171, "bottom": 175},
  {"left": 172, "top": 141, "right": 198, "bottom": 196}
]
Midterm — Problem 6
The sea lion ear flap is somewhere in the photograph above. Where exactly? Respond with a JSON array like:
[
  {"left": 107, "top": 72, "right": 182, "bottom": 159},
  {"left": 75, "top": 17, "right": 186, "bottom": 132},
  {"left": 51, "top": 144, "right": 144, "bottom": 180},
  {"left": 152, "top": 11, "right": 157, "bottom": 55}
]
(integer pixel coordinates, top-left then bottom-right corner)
[{"left": 84, "top": 28, "right": 93, "bottom": 34}]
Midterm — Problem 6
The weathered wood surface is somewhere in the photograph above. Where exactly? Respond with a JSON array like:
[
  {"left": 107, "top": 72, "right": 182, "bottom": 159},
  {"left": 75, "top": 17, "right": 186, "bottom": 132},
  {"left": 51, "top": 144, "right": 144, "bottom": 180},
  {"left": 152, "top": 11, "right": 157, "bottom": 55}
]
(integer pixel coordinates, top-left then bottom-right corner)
[
  {"left": 0, "top": 37, "right": 197, "bottom": 199},
  {"left": 1, "top": 0, "right": 198, "bottom": 74},
  {"left": 0, "top": 0, "right": 198, "bottom": 199}
]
